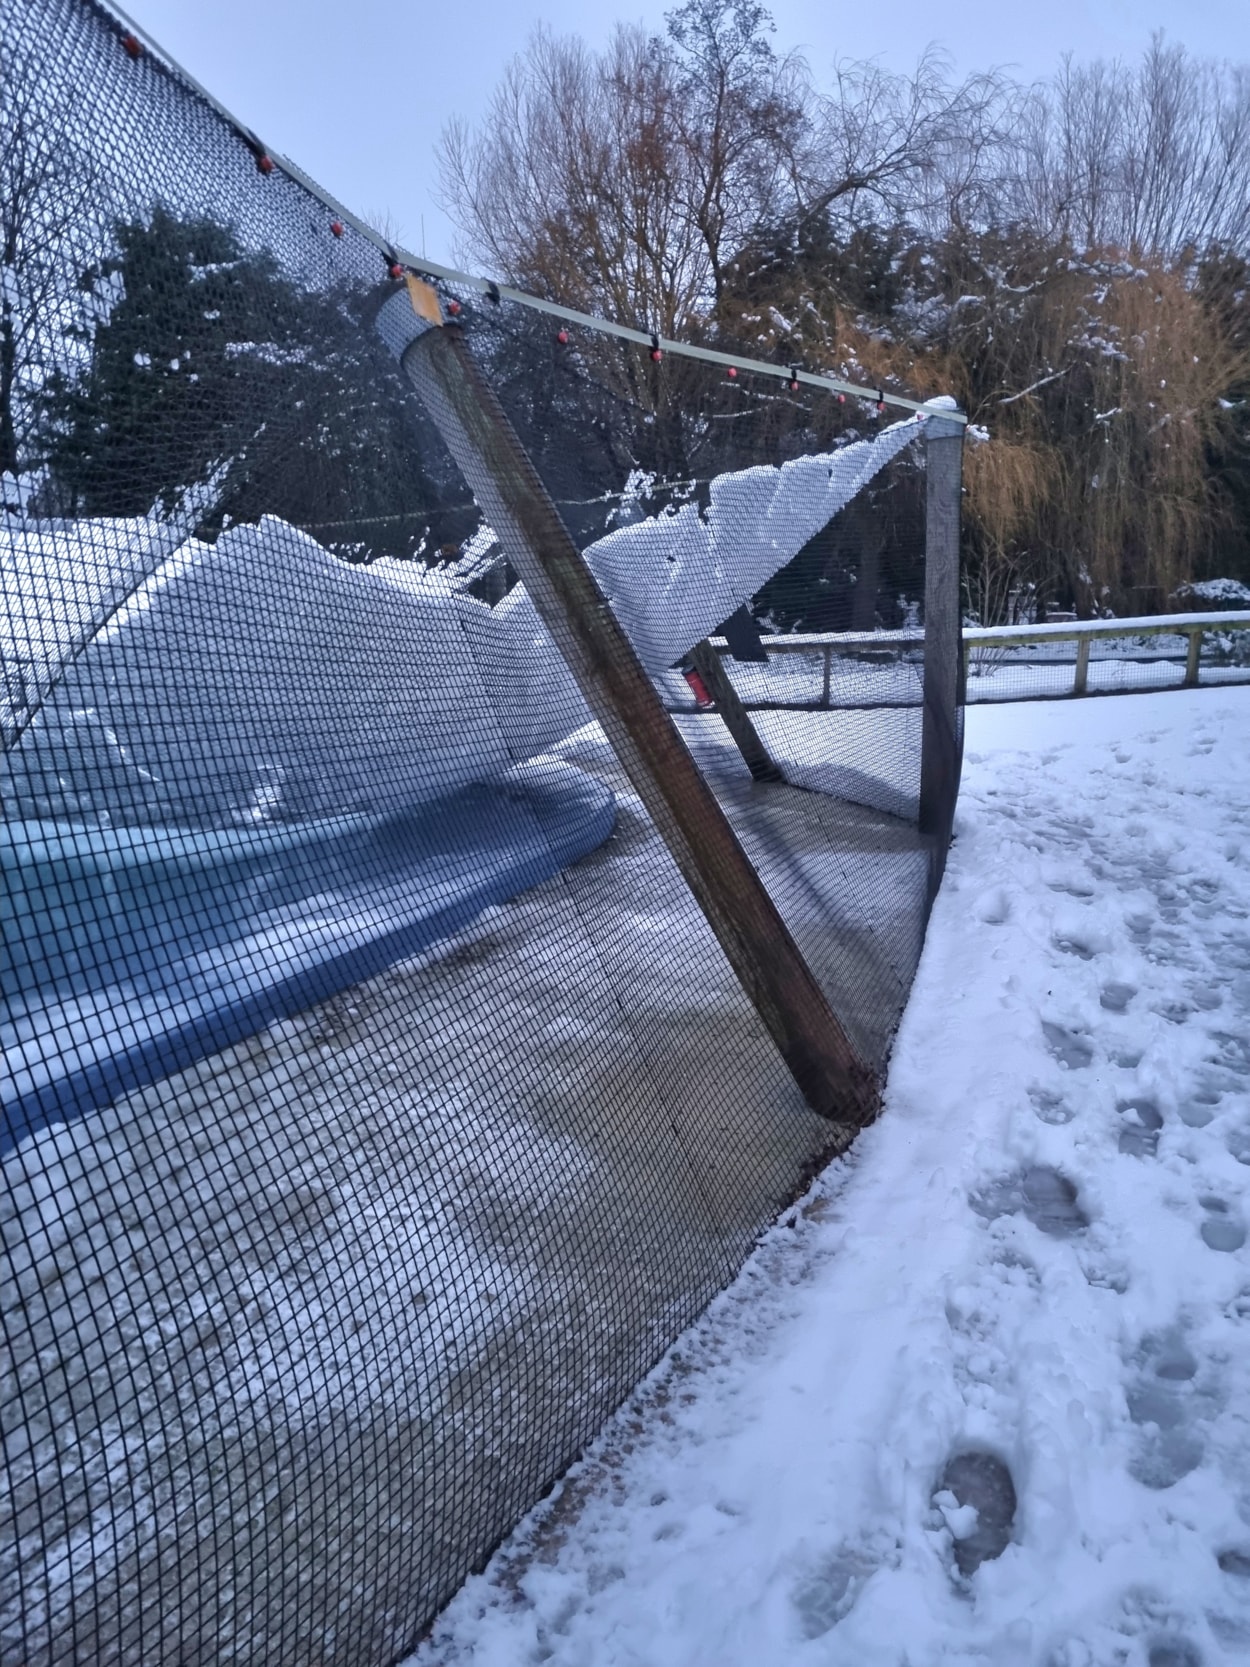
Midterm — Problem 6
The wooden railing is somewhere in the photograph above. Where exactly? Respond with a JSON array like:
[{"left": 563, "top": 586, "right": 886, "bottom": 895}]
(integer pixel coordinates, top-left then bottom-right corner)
[
  {"left": 960, "top": 610, "right": 1250, "bottom": 696},
  {"left": 707, "top": 610, "right": 1250, "bottom": 703}
]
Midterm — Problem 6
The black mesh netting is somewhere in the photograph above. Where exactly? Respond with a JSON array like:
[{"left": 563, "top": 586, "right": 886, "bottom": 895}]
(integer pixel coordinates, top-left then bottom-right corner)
[{"left": 0, "top": 2, "right": 963, "bottom": 1662}]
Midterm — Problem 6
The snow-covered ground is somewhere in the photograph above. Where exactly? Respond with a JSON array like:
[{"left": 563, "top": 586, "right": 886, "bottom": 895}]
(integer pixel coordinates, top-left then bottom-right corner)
[{"left": 409, "top": 686, "right": 1250, "bottom": 1667}]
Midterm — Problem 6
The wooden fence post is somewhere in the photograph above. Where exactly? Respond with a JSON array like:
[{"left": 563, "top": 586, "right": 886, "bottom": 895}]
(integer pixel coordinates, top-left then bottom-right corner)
[
  {"left": 1074, "top": 635, "right": 1091, "bottom": 696},
  {"left": 918, "top": 409, "right": 965, "bottom": 882},
  {"left": 1184, "top": 629, "right": 1203, "bottom": 688},
  {"left": 376, "top": 287, "right": 874, "bottom": 1129}
]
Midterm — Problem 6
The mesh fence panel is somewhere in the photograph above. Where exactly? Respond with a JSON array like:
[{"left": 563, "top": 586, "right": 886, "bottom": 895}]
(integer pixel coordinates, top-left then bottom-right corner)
[{"left": 2, "top": 3, "right": 959, "bottom": 1661}]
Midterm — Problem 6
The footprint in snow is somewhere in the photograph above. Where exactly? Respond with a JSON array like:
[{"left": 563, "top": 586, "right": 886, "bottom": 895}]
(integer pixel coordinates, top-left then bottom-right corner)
[
  {"left": 1047, "top": 876, "right": 1097, "bottom": 899},
  {"left": 1186, "top": 980, "right": 1224, "bottom": 1012},
  {"left": 1199, "top": 1197, "right": 1246, "bottom": 1253},
  {"left": 971, "top": 1167, "right": 1088, "bottom": 1239},
  {"left": 1100, "top": 981, "right": 1137, "bottom": 1013},
  {"left": 791, "top": 1547, "right": 879, "bottom": 1638},
  {"left": 1042, "top": 1021, "right": 1095, "bottom": 1071},
  {"left": 1029, "top": 1086, "right": 1075, "bottom": 1126},
  {"left": 1148, "top": 1639, "right": 1203, "bottom": 1667},
  {"left": 1118, "top": 1097, "right": 1164, "bottom": 1159},
  {"left": 1125, "top": 1328, "right": 1222, "bottom": 1490},
  {"left": 1180, "top": 1078, "right": 1223, "bottom": 1127},
  {"left": 1154, "top": 1000, "right": 1193, "bottom": 1026},
  {"left": 1211, "top": 1032, "right": 1250, "bottom": 1077},
  {"left": 932, "top": 1450, "right": 1017, "bottom": 1578},
  {"left": 1054, "top": 934, "right": 1097, "bottom": 960},
  {"left": 974, "top": 888, "right": 1011, "bottom": 925}
]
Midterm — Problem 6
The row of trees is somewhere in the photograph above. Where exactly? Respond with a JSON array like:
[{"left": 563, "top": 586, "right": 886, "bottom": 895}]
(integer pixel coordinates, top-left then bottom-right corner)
[
  {"left": 3, "top": 3, "right": 1246, "bottom": 618},
  {"left": 439, "top": 1, "right": 1250, "bottom": 616}
]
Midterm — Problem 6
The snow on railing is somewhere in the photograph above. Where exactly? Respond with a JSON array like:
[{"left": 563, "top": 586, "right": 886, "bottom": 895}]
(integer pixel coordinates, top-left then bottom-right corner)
[
  {"left": 706, "top": 610, "right": 1250, "bottom": 706},
  {"left": 960, "top": 610, "right": 1250, "bottom": 696}
]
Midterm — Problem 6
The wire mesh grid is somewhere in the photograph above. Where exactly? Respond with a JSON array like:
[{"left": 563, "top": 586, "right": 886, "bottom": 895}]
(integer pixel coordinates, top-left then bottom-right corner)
[{"left": 2, "top": 1, "right": 960, "bottom": 1661}]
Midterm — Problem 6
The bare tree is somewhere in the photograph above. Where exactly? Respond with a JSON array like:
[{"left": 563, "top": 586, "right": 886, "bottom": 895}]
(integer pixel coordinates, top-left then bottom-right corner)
[
  {"left": 1007, "top": 38, "right": 1250, "bottom": 257},
  {"left": 662, "top": 0, "right": 810, "bottom": 304},
  {"left": 801, "top": 49, "right": 1012, "bottom": 237},
  {"left": 440, "top": 7, "right": 1014, "bottom": 338},
  {"left": 438, "top": 2, "right": 809, "bottom": 337},
  {"left": 438, "top": 8, "right": 1250, "bottom": 609}
]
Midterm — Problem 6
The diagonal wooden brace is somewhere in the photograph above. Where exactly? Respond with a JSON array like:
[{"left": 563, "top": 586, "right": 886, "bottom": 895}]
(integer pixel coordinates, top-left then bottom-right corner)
[
  {"left": 687, "top": 640, "right": 784, "bottom": 783},
  {"left": 378, "top": 292, "right": 874, "bottom": 1129}
]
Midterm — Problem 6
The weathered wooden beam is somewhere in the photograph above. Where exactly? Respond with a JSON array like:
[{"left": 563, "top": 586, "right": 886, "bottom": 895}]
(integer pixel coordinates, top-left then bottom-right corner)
[
  {"left": 378, "top": 294, "right": 873, "bottom": 1129},
  {"left": 918, "top": 412, "right": 965, "bottom": 872},
  {"left": 687, "top": 640, "right": 784, "bottom": 783}
]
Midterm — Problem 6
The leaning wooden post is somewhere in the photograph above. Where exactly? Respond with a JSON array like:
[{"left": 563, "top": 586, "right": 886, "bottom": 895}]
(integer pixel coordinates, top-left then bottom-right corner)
[
  {"left": 918, "top": 405, "right": 965, "bottom": 891},
  {"left": 377, "top": 281, "right": 873, "bottom": 1129},
  {"left": 687, "top": 640, "right": 784, "bottom": 783}
]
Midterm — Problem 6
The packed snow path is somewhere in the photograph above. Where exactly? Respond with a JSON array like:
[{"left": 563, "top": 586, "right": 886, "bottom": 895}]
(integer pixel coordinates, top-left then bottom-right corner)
[{"left": 410, "top": 688, "right": 1250, "bottom": 1667}]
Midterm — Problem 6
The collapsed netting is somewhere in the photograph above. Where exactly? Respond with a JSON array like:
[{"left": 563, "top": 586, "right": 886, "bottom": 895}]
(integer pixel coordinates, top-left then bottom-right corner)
[{"left": 0, "top": 2, "right": 961, "bottom": 1663}]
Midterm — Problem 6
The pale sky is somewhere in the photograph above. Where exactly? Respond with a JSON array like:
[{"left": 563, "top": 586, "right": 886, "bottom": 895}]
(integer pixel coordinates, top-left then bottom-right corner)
[{"left": 127, "top": 0, "right": 1250, "bottom": 266}]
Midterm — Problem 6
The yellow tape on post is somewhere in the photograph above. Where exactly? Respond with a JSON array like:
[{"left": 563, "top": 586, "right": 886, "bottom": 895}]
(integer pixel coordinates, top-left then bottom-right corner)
[{"left": 405, "top": 273, "right": 444, "bottom": 327}]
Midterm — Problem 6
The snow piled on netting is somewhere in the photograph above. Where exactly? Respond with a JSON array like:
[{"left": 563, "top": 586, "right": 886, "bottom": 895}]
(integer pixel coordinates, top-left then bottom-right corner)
[
  {"left": 1, "top": 515, "right": 581, "bottom": 826},
  {"left": 587, "top": 416, "right": 923, "bottom": 673},
  {"left": 1, "top": 418, "right": 922, "bottom": 827}
]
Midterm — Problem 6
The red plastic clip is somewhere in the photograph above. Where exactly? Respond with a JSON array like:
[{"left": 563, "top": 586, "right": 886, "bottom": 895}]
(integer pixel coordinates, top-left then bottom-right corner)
[
  {"left": 256, "top": 152, "right": 274, "bottom": 176},
  {"left": 556, "top": 328, "right": 569, "bottom": 345},
  {"left": 650, "top": 334, "right": 663, "bottom": 363},
  {"left": 446, "top": 299, "right": 462, "bottom": 316},
  {"left": 121, "top": 32, "right": 143, "bottom": 58},
  {"left": 388, "top": 261, "right": 404, "bottom": 280},
  {"left": 682, "top": 667, "right": 714, "bottom": 709},
  {"left": 330, "top": 220, "right": 344, "bottom": 238},
  {"left": 726, "top": 366, "right": 737, "bottom": 380}
]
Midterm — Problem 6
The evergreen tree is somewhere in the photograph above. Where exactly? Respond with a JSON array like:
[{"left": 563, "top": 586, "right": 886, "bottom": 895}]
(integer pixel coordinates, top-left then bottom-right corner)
[{"left": 40, "top": 208, "right": 471, "bottom": 558}]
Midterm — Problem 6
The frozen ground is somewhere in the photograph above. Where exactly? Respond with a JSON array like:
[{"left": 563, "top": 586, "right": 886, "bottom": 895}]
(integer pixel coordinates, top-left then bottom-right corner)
[{"left": 409, "top": 686, "right": 1250, "bottom": 1667}]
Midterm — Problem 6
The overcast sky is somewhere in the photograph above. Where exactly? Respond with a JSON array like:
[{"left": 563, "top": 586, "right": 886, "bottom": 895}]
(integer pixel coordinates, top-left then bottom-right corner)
[{"left": 127, "top": 0, "right": 1250, "bottom": 267}]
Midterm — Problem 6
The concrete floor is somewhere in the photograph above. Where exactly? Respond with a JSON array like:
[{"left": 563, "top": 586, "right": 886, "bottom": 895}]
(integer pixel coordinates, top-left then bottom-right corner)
[{"left": 1, "top": 716, "right": 932, "bottom": 1666}]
